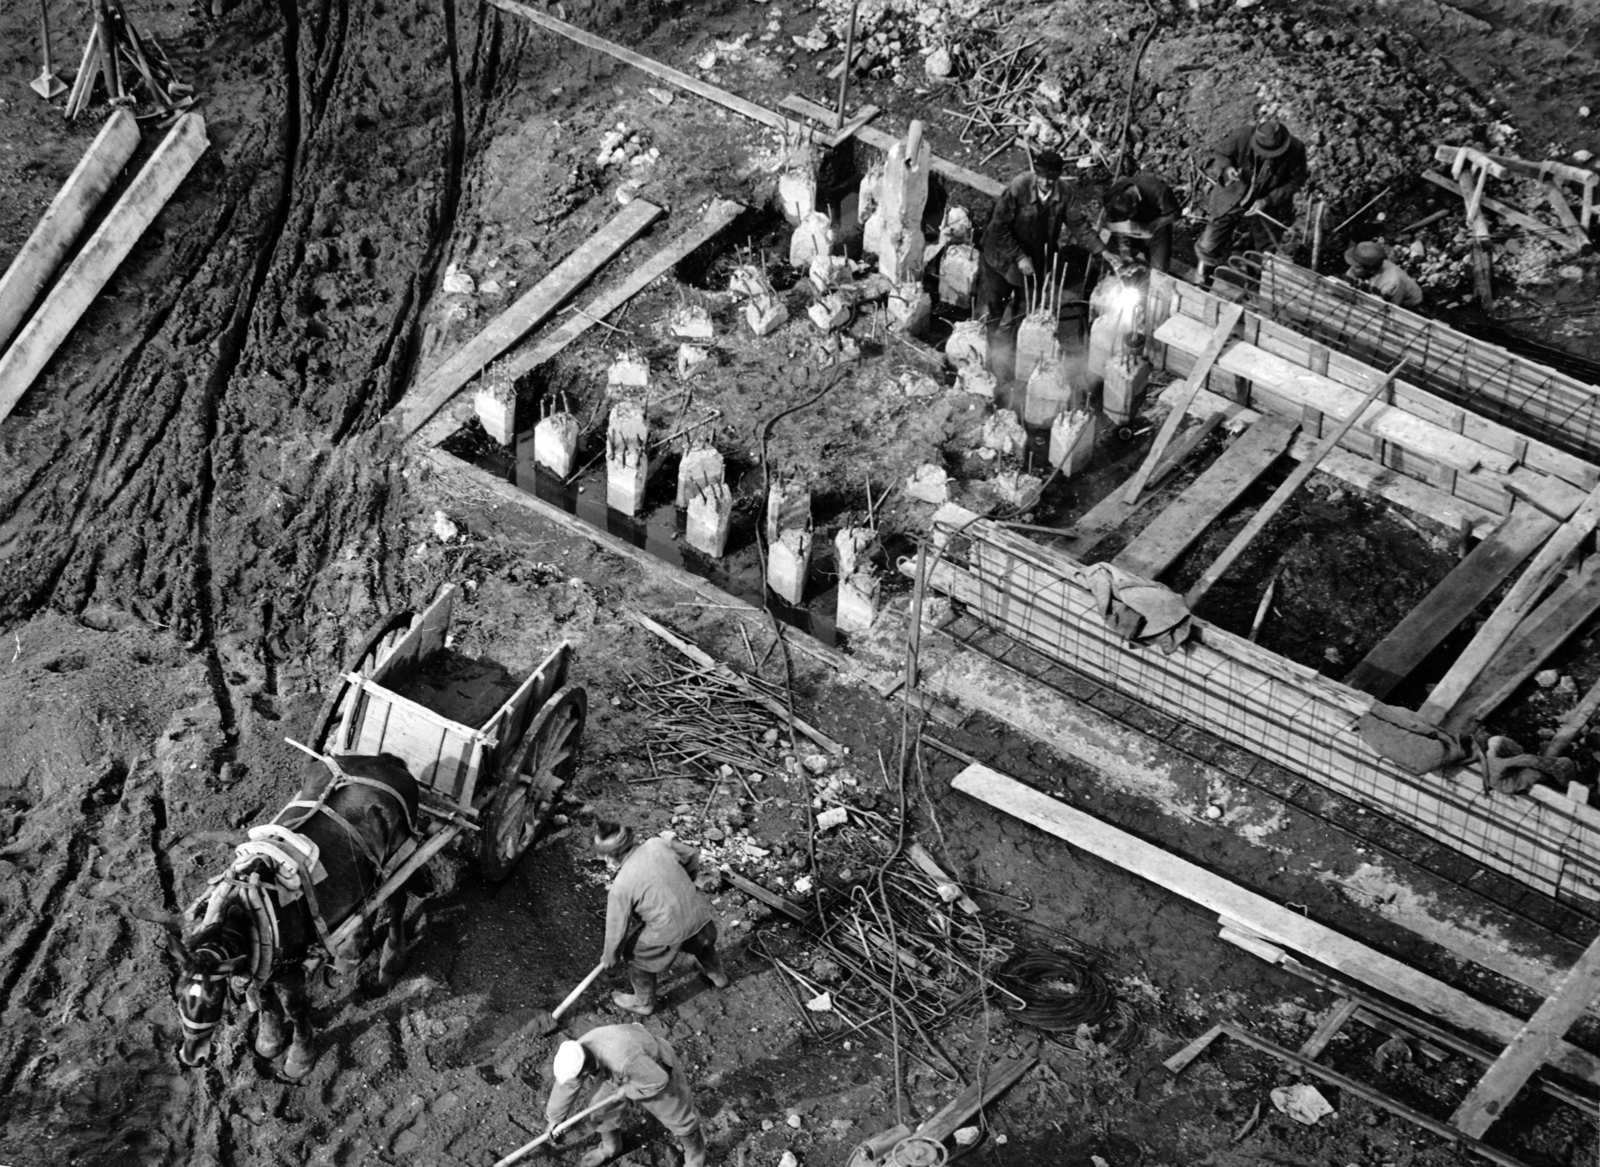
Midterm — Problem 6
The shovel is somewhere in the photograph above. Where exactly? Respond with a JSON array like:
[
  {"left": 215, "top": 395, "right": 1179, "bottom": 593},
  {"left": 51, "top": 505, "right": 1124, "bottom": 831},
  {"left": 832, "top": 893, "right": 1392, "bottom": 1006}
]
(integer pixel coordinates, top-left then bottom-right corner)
[
  {"left": 494, "top": 1094, "right": 619, "bottom": 1167},
  {"left": 472, "top": 962, "right": 608, "bottom": 1063}
]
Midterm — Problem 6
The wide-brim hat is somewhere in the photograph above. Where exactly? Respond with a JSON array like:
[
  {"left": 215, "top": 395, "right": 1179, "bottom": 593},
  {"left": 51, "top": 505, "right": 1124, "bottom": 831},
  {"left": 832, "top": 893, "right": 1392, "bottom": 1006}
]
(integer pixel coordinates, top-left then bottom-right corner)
[
  {"left": 1251, "top": 119, "right": 1292, "bottom": 158},
  {"left": 1344, "top": 240, "right": 1387, "bottom": 270}
]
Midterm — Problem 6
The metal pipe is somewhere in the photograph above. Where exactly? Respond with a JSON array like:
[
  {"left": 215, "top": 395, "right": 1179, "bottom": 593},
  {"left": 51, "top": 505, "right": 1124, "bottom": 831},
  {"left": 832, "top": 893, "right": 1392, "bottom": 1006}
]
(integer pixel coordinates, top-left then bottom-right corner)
[{"left": 833, "top": 0, "right": 859, "bottom": 128}]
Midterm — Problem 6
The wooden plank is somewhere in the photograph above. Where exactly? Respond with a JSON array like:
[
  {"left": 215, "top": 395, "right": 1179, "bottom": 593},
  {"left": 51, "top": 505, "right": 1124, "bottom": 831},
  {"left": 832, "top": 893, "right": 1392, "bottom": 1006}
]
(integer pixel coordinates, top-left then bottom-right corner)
[
  {"left": 1124, "top": 304, "right": 1246, "bottom": 504},
  {"left": 777, "top": 94, "right": 881, "bottom": 147},
  {"left": 1115, "top": 415, "right": 1298, "bottom": 579},
  {"left": 1434, "top": 144, "right": 1591, "bottom": 187},
  {"left": 1156, "top": 314, "right": 1518, "bottom": 474},
  {"left": 724, "top": 870, "right": 811, "bottom": 923},
  {"left": 1343, "top": 507, "right": 1560, "bottom": 699},
  {"left": 1543, "top": 182, "right": 1590, "bottom": 250},
  {"left": 1452, "top": 932, "right": 1600, "bottom": 1138},
  {"left": 1299, "top": 998, "right": 1359, "bottom": 1059},
  {"left": 1163, "top": 1024, "right": 1224, "bottom": 1073},
  {"left": 394, "top": 200, "right": 663, "bottom": 437},
  {"left": 0, "top": 113, "right": 208, "bottom": 426},
  {"left": 1186, "top": 359, "right": 1409, "bottom": 608},
  {"left": 905, "top": 843, "right": 980, "bottom": 914},
  {"left": 777, "top": 94, "right": 1003, "bottom": 197},
  {"left": 949, "top": 761, "right": 1600, "bottom": 1087},
  {"left": 915, "top": 1055, "right": 1036, "bottom": 1143},
  {"left": 1420, "top": 482, "right": 1600, "bottom": 724},
  {"left": 491, "top": 0, "right": 802, "bottom": 133},
  {"left": 1422, "top": 170, "right": 1582, "bottom": 252},
  {"left": 1447, "top": 555, "right": 1600, "bottom": 733}
]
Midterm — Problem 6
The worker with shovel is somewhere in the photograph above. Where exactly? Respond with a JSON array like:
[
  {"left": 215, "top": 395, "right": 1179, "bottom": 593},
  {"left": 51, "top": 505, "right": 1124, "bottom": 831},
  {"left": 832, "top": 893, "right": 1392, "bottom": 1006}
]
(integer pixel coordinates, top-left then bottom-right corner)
[
  {"left": 542, "top": 1024, "right": 708, "bottom": 1167},
  {"left": 1194, "top": 118, "right": 1309, "bottom": 286},
  {"left": 596, "top": 821, "right": 728, "bottom": 1017}
]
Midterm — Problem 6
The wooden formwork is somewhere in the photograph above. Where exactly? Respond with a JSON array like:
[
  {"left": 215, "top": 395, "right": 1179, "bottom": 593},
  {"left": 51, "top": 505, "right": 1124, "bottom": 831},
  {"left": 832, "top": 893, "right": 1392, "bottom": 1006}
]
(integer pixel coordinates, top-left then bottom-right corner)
[{"left": 922, "top": 511, "right": 1600, "bottom": 905}]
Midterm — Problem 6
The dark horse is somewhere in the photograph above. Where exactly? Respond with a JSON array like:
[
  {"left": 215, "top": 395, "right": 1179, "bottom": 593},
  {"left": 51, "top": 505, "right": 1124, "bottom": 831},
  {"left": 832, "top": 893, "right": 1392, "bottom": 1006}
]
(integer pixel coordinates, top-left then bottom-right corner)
[{"left": 160, "top": 753, "right": 420, "bottom": 1078}]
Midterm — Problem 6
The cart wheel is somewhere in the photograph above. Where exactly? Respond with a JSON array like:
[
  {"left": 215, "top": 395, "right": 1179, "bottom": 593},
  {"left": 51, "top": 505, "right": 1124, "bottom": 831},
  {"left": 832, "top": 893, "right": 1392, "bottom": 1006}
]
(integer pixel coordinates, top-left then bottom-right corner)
[
  {"left": 479, "top": 685, "right": 588, "bottom": 882},
  {"left": 306, "top": 609, "right": 417, "bottom": 753}
]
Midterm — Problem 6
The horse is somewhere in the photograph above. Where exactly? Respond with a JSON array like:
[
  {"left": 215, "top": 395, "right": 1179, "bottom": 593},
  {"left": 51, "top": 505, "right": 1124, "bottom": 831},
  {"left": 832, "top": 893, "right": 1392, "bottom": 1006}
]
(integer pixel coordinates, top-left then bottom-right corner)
[{"left": 153, "top": 752, "right": 421, "bottom": 1079}]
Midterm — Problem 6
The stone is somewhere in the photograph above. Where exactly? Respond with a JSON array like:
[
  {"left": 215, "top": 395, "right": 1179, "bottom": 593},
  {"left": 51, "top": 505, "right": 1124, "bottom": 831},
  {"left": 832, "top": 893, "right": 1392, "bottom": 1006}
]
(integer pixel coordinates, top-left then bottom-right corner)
[
  {"left": 442, "top": 263, "right": 474, "bottom": 295},
  {"left": 677, "top": 446, "right": 725, "bottom": 508},
  {"left": 905, "top": 463, "right": 949, "bottom": 504},
  {"left": 924, "top": 45, "right": 952, "bottom": 78},
  {"left": 981, "top": 409, "right": 1026, "bottom": 456},
  {"left": 606, "top": 401, "right": 650, "bottom": 515},
  {"left": 432, "top": 510, "right": 460, "bottom": 542},
  {"left": 746, "top": 296, "right": 789, "bottom": 337},
  {"left": 1536, "top": 669, "right": 1560, "bottom": 688},
  {"left": 606, "top": 351, "right": 650, "bottom": 390},
  {"left": 939, "top": 204, "right": 973, "bottom": 244},
  {"left": 533, "top": 411, "right": 580, "bottom": 479},
  {"left": 887, "top": 281, "right": 931, "bottom": 336},
  {"left": 676, "top": 343, "right": 710, "bottom": 378},
  {"left": 938, "top": 243, "right": 981, "bottom": 309},
  {"left": 473, "top": 378, "right": 517, "bottom": 446},
  {"left": 670, "top": 305, "right": 714, "bottom": 340},
  {"left": 945, "top": 319, "right": 988, "bottom": 369},
  {"left": 808, "top": 253, "right": 850, "bottom": 292},
  {"left": 686, "top": 482, "right": 733, "bottom": 557},
  {"left": 957, "top": 364, "right": 997, "bottom": 399},
  {"left": 1049, "top": 409, "right": 1096, "bottom": 476},
  {"left": 807, "top": 295, "right": 851, "bottom": 332},
  {"left": 899, "top": 370, "right": 941, "bottom": 397},
  {"left": 990, "top": 470, "right": 1043, "bottom": 509},
  {"left": 836, "top": 572, "right": 880, "bottom": 633},
  {"left": 789, "top": 211, "right": 834, "bottom": 268},
  {"left": 768, "top": 526, "right": 812, "bottom": 605},
  {"left": 1558, "top": 265, "right": 1585, "bottom": 282}
]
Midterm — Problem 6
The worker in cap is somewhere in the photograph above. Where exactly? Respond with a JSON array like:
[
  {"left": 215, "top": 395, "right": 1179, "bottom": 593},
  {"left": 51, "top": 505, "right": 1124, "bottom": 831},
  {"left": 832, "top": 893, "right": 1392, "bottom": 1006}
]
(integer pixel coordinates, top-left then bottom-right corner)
[
  {"left": 1193, "top": 118, "right": 1310, "bottom": 285},
  {"left": 1343, "top": 240, "right": 1424, "bottom": 308},
  {"left": 1099, "top": 170, "right": 1183, "bottom": 273},
  {"left": 594, "top": 820, "right": 726, "bottom": 1016},
  {"left": 544, "top": 1024, "right": 707, "bottom": 1167},
  {"left": 975, "top": 150, "right": 1111, "bottom": 328}
]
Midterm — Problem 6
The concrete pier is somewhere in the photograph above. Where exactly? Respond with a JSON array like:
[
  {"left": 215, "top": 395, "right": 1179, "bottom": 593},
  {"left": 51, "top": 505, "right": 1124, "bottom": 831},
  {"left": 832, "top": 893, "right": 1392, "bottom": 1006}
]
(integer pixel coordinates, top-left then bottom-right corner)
[
  {"left": 686, "top": 481, "right": 732, "bottom": 557},
  {"left": 836, "top": 572, "right": 881, "bottom": 633},
  {"left": 534, "top": 411, "right": 580, "bottom": 479},
  {"left": 1049, "top": 409, "right": 1096, "bottom": 476},
  {"left": 676, "top": 445, "right": 725, "bottom": 508},
  {"left": 1015, "top": 312, "right": 1056, "bottom": 384},
  {"left": 474, "top": 376, "right": 517, "bottom": 445},
  {"left": 606, "top": 401, "right": 650, "bottom": 515},
  {"left": 768, "top": 527, "right": 812, "bottom": 605},
  {"left": 938, "top": 244, "right": 980, "bottom": 309}
]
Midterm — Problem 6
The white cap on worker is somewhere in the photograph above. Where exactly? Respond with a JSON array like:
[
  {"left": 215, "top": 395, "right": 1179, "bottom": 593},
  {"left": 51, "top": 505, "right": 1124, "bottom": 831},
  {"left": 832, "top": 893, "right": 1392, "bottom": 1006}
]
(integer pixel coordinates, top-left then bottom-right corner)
[{"left": 553, "top": 1040, "right": 587, "bottom": 1083}]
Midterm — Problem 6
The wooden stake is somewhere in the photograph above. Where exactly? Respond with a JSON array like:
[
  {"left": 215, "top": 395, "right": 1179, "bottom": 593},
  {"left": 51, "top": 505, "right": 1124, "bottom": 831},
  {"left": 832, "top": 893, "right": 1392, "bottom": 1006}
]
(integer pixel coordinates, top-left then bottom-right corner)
[
  {"left": 833, "top": 0, "right": 859, "bottom": 130},
  {"left": 1248, "top": 569, "right": 1279, "bottom": 642},
  {"left": 1185, "top": 357, "right": 1409, "bottom": 609}
]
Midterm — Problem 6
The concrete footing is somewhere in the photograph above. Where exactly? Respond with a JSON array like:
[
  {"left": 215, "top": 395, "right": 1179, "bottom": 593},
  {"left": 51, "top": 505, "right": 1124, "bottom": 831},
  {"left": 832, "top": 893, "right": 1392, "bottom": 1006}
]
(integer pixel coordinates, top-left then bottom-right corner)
[
  {"left": 957, "top": 365, "right": 998, "bottom": 399},
  {"left": 938, "top": 244, "right": 980, "bottom": 309},
  {"left": 982, "top": 409, "right": 1026, "bottom": 457},
  {"left": 534, "top": 411, "right": 580, "bottom": 479},
  {"left": 607, "top": 351, "right": 650, "bottom": 391},
  {"left": 676, "top": 445, "right": 725, "bottom": 508},
  {"left": 746, "top": 296, "right": 789, "bottom": 337},
  {"left": 1023, "top": 355, "right": 1081, "bottom": 427},
  {"left": 606, "top": 401, "right": 650, "bottom": 515},
  {"left": 670, "top": 305, "right": 713, "bottom": 340},
  {"left": 808, "top": 294, "right": 850, "bottom": 332},
  {"left": 888, "top": 281, "right": 931, "bottom": 336},
  {"left": 836, "top": 572, "right": 881, "bottom": 633},
  {"left": 768, "top": 527, "right": 812, "bottom": 605},
  {"left": 906, "top": 463, "right": 950, "bottom": 504},
  {"left": 944, "top": 319, "right": 987, "bottom": 370},
  {"left": 474, "top": 376, "right": 517, "bottom": 445},
  {"left": 1103, "top": 355, "right": 1153, "bottom": 426},
  {"left": 1015, "top": 313, "right": 1057, "bottom": 384},
  {"left": 1049, "top": 409, "right": 1096, "bottom": 476},
  {"left": 809, "top": 254, "right": 850, "bottom": 292},
  {"left": 686, "top": 481, "right": 732, "bottom": 557},
  {"left": 790, "top": 211, "right": 834, "bottom": 268}
]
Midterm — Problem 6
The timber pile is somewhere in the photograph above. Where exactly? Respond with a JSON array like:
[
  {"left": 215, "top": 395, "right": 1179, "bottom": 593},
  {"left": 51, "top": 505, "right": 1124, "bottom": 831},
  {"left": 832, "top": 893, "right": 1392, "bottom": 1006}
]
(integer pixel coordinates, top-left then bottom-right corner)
[
  {"left": 912, "top": 505, "right": 1600, "bottom": 906},
  {"left": 1251, "top": 256, "right": 1600, "bottom": 462}
]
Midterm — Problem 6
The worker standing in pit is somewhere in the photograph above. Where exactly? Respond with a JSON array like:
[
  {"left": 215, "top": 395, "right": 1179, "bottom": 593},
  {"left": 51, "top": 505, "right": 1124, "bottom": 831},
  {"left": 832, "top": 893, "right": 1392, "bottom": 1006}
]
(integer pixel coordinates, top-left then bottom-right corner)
[
  {"left": 1343, "top": 240, "right": 1425, "bottom": 308},
  {"left": 595, "top": 821, "right": 728, "bottom": 1017},
  {"left": 975, "top": 151, "right": 1113, "bottom": 327},
  {"left": 1194, "top": 118, "right": 1309, "bottom": 286},
  {"left": 543, "top": 1025, "right": 708, "bottom": 1167},
  {"left": 1099, "top": 171, "right": 1182, "bottom": 273}
]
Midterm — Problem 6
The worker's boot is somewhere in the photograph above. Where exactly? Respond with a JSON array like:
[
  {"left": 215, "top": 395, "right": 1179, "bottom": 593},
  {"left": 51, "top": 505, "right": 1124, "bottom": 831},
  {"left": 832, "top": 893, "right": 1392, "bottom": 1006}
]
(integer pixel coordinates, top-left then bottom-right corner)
[
  {"left": 678, "top": 1127, "right": 709, "bottom": 1167},
  {"left": 1195, "top": 261, "right": 1213, "bottom": 289},
  {"left": 612, "top": 969, "right": 657, "bottom": 1016},
  {"left": 694, "top": 949, "right": 730, "bottom": 990},
  {"left": 580, "top": 1131, "right": 623, "bottom": 1167}
]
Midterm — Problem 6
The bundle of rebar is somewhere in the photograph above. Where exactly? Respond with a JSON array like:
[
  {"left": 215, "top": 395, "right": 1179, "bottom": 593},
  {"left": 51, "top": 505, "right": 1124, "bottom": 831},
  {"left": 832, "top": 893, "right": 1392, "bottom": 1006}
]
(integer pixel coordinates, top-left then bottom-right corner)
[
  {"left": 943, "top": 38, "right": 1044, "bottom": 154},
  {"left": 625, "top": 657, "right": 792, "bottom": 790}
]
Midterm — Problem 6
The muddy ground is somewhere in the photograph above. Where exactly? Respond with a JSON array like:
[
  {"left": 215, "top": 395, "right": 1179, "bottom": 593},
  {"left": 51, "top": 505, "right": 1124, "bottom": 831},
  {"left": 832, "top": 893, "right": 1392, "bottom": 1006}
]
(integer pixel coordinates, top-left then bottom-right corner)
[{"left": 2, "top": 0, "right": 1600, "bottom": 1164}]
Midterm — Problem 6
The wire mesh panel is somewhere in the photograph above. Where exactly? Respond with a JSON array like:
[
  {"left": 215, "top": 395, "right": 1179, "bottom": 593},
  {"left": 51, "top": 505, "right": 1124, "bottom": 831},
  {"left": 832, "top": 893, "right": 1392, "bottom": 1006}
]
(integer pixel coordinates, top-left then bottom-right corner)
[{"left": 938, "top": 523, "right": 1600, "bottom": 906}]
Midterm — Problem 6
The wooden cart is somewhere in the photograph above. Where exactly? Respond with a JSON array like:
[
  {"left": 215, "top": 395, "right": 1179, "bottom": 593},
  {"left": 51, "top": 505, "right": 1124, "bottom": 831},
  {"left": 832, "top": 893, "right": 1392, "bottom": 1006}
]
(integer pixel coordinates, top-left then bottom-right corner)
[{"left": 304, "top": 584, "right": 587, "bottom": 952}]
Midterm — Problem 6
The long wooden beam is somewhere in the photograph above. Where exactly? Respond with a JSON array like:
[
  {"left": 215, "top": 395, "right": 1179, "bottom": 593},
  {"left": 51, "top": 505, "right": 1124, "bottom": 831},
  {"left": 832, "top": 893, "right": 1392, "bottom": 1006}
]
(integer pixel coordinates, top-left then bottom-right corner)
[
  {"left": 950, "top": 761, "right": 1600, "bottom": 1087},
  {"left": 394, "top": 199, "right": 662, "bottom": 438},
  {"left": 777, "top": 94, "right": 1003, "bottom": 198}
]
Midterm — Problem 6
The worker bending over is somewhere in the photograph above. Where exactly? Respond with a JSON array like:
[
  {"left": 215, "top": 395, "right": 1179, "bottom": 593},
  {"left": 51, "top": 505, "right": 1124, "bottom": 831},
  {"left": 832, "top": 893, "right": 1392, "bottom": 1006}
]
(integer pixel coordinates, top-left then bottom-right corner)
[
  {"left": 1344, "top": 240, "right": 1424, "bottom": 308},
  {"left": 1194, "top": 118, "right": 1309, "bottom": 285},
  {"left": 596, "top": 821, "right": 727, "bottom": 1016},
  {"left": 976, "top": 151, "right": 1110, "bottom": 326},
  {"left": 1100, "top": 171, "right": 1182, "bottom": 273},
  {"left": 544, "top": 1024, "right": 707, "bottom": 1167}
]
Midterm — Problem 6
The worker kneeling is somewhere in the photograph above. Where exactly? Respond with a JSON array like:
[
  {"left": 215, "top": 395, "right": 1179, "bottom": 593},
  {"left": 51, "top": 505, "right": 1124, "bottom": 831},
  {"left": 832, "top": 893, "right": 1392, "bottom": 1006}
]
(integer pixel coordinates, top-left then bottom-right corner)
[
  {"left": 1343, "top": 240, "right": 1424, "bottom": 308},
  {"left": 545, "top": 1024, "right": 708, "bottom": 1167},
  {"left": 596, "top": 821, "right": 728, "bottom": 1016}
]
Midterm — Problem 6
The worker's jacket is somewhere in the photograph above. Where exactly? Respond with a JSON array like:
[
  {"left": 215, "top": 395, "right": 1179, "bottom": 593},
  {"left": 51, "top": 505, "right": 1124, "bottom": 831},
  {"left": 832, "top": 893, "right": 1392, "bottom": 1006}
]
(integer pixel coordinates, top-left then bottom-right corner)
[
  {"left": 546, "top": 1024, "right": 698, "bottom": 1137},
  {"left": 603, "top": 837, "right": 711, "bottom": 964},
  {"left": 1101, "top": 172, "right": 1182, "bottom": 234},
  {"left": 1352, "top": 259, "right": 1424, "bottom": 308},
  {"left": 1208, "top": 125, "right": 1310, "bottom": 213},
  {"left": 980, "top": 172, "right": 1105, "bottom": 286}
]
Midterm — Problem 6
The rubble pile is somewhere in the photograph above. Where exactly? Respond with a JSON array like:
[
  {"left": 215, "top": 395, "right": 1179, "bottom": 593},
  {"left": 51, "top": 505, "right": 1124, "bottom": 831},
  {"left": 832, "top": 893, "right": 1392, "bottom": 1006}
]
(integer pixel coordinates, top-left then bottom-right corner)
[{"left": 795, "top": 0, "right": 995, "bottom": 85}]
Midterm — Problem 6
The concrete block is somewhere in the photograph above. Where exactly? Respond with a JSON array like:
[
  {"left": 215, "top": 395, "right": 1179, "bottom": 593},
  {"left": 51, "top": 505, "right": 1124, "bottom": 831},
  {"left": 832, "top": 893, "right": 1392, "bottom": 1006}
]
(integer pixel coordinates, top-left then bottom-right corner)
[
  {"left": 676, "top": 445, "right": 725, "bottom": 507},
  {"left": 686, "top": 482, "right": 733, "bottom": 557},
  {"left": 670, "top": 305, "right": 714, "bottom": 340},
  {"left": 836, "top": 572, "right": 881, "bottom": 634},
  {"left": 777, "top": 161, "right": 818, "bottom": 225},
  {"left": 877, "top": 123, "right": 931, "bottom": 249},
  {"left": 768, "top": 526, "right": 812, "bottom": 605},
  {"left": 746, "top": 296, "right": 789, "bottom": 337},
  {"left": 606, "top": 401, "right": 650, "bottom": 515},
  {"left": 887, "top": 281, "right": 931, "bottom": 337},
  {"left": 474, "top": 378, "right": 517, "bottom": 445},
  {"left": 729, "top": 264, "right": 773, "bottom": 300},
  {"left": 990, "top": 470, "right": 1043, "bottom": 510},
  {"left": 986, "top": 330, "right": 1016, "bottom": 383},
  {"left": 944, "top": 319, "right": 987, "bottom": 370},
  {"left": 939, "top": 205, "right": 973, "bottom": 245},
  {"left": 1023, "top": 355, "right": 1077, "bottom": 427},
  {"left": 534, "top": 412, "right": 580, "bottom": 479},
  {"left": 938, "top": 243, "right": 980, "bottom": 309},
  {"left": 676, "top": 343, "right": 710, "bottom": 378},
  {"left": 808, "top": 253, "right": 851, "bottom": 292},
  {"left": 607, "top": 351, "right": 650, "bottom": 390},
  {"left": 765, "top": 479, "right": 811, "bottom": 546},
  {"left": 1102, "top": 355, "right": 1152, "bottom": 427},
  {"left": 1049, "top": 409, "right": 1097, "bottom": 477},
  {"left": 789, "top": 211, "right": 834, "bottom": 268},
  {"left": 878, "top": 226, "right": 926, "bottom": 284},
  {"left": 898, "top": 370, "right": 941, "bottom": 397},
  {"left": 834, "top": 526, "right": 875, "bottom": 578},
  {"left": 982, "top": 409, "right": 1026, "bottom": 457},
  {"left": 957, "top": 364, "right": 998, "bottom": 399},
  {"left": 906, "top": 463, "right": 949, "bottom": 504},
  {"left": 808, "top": 295, "right": 850, "bottom": 332},
  {"left": 1015, "top": 313, "right": 1057, "bottom": 384}
]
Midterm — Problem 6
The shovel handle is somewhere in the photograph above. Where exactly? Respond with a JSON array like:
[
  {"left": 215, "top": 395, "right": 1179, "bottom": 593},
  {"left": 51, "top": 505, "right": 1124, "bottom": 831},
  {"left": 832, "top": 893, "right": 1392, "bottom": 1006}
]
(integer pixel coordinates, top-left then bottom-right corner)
[
  {"left": 493, "top": 1096, "right": 619, "bottom": 1167},
  {"left": 550, "top": 961, "right": 607, "bottom": 1024}
]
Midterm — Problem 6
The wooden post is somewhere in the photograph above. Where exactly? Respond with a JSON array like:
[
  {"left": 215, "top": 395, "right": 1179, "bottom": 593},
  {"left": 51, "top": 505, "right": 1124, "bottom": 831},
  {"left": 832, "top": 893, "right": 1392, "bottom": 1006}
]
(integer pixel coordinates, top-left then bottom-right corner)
[
  {"left": 1185, "top": 357, "right": 1409, "bottom": 609},
  {"left": 834, "top": 0, "right": 859, "bottom": 130}
]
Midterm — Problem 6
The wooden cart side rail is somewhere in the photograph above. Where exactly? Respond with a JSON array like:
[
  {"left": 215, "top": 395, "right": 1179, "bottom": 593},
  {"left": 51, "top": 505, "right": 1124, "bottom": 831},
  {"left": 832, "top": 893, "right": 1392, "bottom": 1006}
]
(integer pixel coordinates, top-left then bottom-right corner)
[
  {"left": 364, "top": 586, "right": 458, "bottom": 688},
  {"left": 327, "top": 825, "right": 461, "bottom": 951},
  {"left": 342, "top": 673, "right": 500, "bottom": 750},
  {"left": 465, "top": 642, "right": 573, "bottom": 807}
]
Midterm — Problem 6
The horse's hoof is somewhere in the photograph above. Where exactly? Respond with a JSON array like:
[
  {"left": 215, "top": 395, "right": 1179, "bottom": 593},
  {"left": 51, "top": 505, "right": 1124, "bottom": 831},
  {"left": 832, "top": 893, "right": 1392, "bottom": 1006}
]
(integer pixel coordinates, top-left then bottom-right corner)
[
  {"left": 283, "top": 1047, "right": 315, "bottom": 1080},
  {"left": 256, "top": 1034, "right": 287, "bottom": 1059}
]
